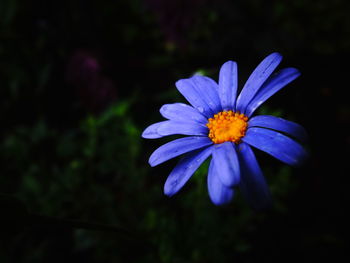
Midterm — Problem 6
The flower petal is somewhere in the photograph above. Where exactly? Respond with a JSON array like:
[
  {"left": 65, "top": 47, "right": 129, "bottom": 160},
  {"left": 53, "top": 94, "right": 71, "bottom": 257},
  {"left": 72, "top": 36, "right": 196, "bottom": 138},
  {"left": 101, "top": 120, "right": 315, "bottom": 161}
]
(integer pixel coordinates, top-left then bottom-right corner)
[
  {"left": 245, "top": 68, "right": 300, "bottom": 117},
  {"left": 149, "top": 137, "right": 213, "bottom": 167},
  {"left": 191, "top": 75, "right": 222, "bottom": 114},
  {"left": 242, "top": 127, "right": 308, "bottom": 166},
  {"left": 236, "top": 52, "right": 283, "bottom": 113},
  {"left": 218, "top": 60, "right": 238, "bottom": 111},
  {"left": 248, "top": 115, "right": 308, "bottom": 143},
  {"left": 207, "top": 158, "right": 234, "bottom": 205},
  {"left": 142, "top": 121, "right": 167, "bottom": 139},
  {"left": 157, "top": 120, "right": 208, "bottom": 136},
  {"left": 237, "top": 142, "right": 272, "bottom": 211},
  {"left": 212, "top": 142, "right": 240, "bottom": 187},
  {"left": 160, "top": 103, "right": 207, "bottom": 124},
  {"left": 176, "top": 79, "right": 214, "bottom": 117},
  {"left": 164, "top": 146, "right": 213, "bottom": 196}
]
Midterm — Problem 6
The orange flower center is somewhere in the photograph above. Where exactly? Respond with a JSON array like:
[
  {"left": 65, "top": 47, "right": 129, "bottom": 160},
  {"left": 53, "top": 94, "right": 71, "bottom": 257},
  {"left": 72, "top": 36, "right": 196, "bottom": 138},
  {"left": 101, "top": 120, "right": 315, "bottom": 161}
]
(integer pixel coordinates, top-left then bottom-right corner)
[{"left": 206, "top": 111, "right": 248, "bottom": 144}]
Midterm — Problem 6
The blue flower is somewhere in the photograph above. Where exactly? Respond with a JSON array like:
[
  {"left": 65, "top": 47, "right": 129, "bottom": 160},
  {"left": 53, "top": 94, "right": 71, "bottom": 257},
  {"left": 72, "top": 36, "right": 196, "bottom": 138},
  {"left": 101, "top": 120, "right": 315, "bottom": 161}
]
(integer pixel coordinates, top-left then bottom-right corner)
[{"left": 142, "top": 53, "right": 308, "bottom": 209}]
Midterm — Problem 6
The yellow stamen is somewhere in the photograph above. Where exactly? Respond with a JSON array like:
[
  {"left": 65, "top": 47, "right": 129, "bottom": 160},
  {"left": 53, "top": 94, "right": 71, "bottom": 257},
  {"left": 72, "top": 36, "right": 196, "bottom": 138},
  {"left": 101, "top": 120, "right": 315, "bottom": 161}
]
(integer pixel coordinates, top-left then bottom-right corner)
[{"left": 206, "top": 110, "right": 248, "bottom": 144}]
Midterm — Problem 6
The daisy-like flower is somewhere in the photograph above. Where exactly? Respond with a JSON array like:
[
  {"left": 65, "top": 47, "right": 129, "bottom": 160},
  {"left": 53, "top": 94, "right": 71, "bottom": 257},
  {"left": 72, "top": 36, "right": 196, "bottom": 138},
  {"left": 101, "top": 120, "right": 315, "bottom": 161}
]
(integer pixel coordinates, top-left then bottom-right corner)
[{"left": 142, "top": 53, "right": 308, "bottom": 209}]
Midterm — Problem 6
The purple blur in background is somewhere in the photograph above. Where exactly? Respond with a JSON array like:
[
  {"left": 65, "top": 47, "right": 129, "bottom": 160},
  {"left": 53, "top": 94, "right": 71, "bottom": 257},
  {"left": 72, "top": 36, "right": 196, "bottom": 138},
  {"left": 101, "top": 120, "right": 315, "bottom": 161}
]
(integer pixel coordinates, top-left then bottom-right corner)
[{"left": 66, "top": 50, "right": 117, "bottom": 113}]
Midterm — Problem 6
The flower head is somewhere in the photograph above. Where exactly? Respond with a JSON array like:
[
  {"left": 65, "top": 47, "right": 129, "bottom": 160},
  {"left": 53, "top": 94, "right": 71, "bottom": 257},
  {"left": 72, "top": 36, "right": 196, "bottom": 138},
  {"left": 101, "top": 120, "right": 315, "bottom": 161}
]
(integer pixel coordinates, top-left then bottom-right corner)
[{"left": 142, "top": 52, "right": 308, "bottom": 209}]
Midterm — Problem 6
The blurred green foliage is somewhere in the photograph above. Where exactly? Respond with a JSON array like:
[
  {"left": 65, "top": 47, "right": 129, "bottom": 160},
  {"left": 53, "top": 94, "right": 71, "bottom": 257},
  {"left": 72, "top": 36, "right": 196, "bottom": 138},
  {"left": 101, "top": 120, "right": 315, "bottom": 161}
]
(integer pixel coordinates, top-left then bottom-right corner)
[{"left": 0, "top": 99, "right": 296, "bottom": 262}]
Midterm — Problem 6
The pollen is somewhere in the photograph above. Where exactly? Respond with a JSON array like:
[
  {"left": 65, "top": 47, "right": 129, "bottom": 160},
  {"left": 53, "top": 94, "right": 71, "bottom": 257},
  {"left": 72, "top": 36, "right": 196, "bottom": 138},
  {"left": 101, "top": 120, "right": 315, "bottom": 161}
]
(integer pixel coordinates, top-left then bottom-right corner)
[{"left": 206, "top": 110, "right": 248, "bottom": 144}]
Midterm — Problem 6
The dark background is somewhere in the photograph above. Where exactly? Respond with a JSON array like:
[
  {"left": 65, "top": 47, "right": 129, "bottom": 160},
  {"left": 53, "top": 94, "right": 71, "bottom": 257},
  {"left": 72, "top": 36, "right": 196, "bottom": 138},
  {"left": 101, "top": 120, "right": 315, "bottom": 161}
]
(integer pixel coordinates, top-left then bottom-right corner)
[{"left": 0, "top": 0, "right": 348, "bottom": 262}]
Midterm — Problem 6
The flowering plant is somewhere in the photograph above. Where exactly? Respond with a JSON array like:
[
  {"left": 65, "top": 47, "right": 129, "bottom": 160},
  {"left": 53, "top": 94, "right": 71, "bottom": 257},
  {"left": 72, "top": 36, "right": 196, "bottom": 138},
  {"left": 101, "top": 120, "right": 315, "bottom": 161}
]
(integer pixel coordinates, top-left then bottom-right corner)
[{"left": 142, "top": 53, "right": 307, "bottom": 209}]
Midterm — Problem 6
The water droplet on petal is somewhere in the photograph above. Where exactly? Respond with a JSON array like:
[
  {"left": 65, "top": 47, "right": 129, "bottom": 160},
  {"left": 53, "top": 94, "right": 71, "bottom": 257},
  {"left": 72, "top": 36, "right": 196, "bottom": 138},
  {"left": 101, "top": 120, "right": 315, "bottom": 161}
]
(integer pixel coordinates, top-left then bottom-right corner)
[{"left": 197, "top": 107, "right": 204, "bottom": 113}]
